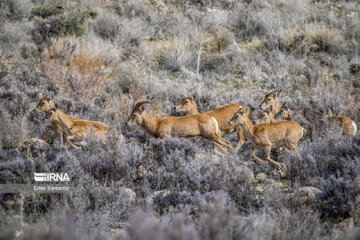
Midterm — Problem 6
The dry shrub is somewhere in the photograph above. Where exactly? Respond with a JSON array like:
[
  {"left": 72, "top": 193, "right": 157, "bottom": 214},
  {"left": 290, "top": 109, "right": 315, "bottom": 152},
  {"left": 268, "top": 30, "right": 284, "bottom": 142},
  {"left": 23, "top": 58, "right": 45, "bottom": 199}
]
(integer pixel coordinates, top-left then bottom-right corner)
[
  {"left": 305, "top": 25, "right": 342, "bottom": 51},
  {"left": 282, "top": 26, "right": 307, "bottom": 52},
  {"left": 200, "top": 31, "right": 233, "bottom": 56},
  {"left": 142, "top": 38, "right": 190, "bottom": 62},
  {"left": 282, "top": 25, "right": 343, "bottom": 54},
  {"left": 234, "top": 37, "right": 264, "bottom": 51},
  {"left": 43, "top": 37, "right": 118, "bottom": 99}
]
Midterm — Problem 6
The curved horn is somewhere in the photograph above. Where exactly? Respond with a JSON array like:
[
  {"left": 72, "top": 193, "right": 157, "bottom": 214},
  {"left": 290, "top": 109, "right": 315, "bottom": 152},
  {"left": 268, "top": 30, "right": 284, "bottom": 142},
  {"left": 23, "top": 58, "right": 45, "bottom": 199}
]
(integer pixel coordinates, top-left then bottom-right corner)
[
  {"left": 268, "top": 89, "right": 279, "bottom": 94},
  {"left": 133, "top": 100, "right": 151, "bottom": 112}
]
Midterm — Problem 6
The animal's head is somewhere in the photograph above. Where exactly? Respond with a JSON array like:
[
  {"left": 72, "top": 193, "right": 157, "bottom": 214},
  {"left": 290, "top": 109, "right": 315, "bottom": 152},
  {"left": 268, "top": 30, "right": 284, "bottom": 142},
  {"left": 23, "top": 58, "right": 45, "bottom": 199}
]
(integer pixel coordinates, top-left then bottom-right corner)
[
  {"left": 255, "top": 108, "right": 274, "bottom": 124},
  {"left": 44, "top": 107, "right": 58, "bottom": 122},
  {"left": 173, "top": 97, "right": 196, "bottom": 114},
  {"left": 34, "top": 95, "right": 55, "bottom": 112},
  {"left": 127, "top": 100, "right": 151, "bottom": 125},
  {"left": 228, "top": 107, "right": 249, "bottom": 126},
  {"left": 259, "top": 89, "right": 280, "bottom": 110},
  {"left": 276, "top": 102, "right": 294, "bottom": 119}
]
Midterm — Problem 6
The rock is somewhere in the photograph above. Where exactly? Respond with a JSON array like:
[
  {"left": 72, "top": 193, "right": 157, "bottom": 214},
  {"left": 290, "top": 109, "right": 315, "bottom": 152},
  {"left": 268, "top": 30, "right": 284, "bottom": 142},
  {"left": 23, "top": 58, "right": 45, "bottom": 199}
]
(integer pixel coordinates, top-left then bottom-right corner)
[
  {"left": 242, "top": 161, "right": 256, "bottom": 168},
  {"left": 338, "top": 217, "right": 354, "bottom": 230},
  {"left": 333, "top": 218, "right": 354, "bottom": 237},
  {"left": 255, "top": 185, "right": 265, "bottom": 193},
  {"left": 138, "top": 165, "right": 150, "bottom": 177},
  {"left": 295, "top": 186, "right": 322, "bottom": 199},
  {"left": 270, "top": 167, "right": 287, "bottom": 180},
  {"left": 248, "top": 171, "right": 255, "bottom": 181},
  {"left": 256, "top": 173, "right": 268, "bottom": 182},
  {"left": 119, "top": 187, "right": 136, "bottom": 204},
  {"left": 145, "top": 190, "right": 171, "bottom": 206}
]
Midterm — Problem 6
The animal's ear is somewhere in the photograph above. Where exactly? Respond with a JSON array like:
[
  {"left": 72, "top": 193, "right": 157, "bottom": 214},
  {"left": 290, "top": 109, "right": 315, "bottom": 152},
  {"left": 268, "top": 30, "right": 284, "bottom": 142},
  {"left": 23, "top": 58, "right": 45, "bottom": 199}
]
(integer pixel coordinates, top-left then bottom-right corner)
[
  {"left": 269, "top": 105, "right": 273, "bottom": 111},
  {"left": 48, "top": 95, "right": 53, "bottom": 101},
  {"left": 282, "top": 101, "right": 287, "bottom": 107},
  {"left": 139, "top": 104, "right": 148, "bottom": 112},
  {"left": 265, "top": 108, "right": 271, "bottom": 114},
  {"left": 45, "top": 95, "right": 49, "bottom": 101},
  {"left": 54, "top": 103, "right": 58, "bottom": 110},
  {"left": 248, "top": 105, "right": 255, "bottom": 112},
  {"left": 273, "top": 89, "right": 281, "bottom": 97},
  {"left": 327, "top": 108, "right": 334, "bottom": 118},
  {"left": 242, "top": 107, "right": 248, "bottom": 114},
  {"left": 237, "top": 106, "right": 243, "bottom": 112}
]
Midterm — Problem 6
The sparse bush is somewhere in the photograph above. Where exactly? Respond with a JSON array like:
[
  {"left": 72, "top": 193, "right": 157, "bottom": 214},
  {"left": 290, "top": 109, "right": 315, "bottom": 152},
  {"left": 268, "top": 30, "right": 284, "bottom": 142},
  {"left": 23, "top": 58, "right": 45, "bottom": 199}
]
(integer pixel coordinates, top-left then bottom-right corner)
[
  {"left": 32, "top": 9, "right": 93, "bottom": 45},
  {"left": 43, "top": 36, "right": 118, "bottom": 99},
  {"left": 0, "top": 0, "right": 32, "bottom": 21},
  {"left": 92, "top": 14, "right": 121, "bottom": 41}
]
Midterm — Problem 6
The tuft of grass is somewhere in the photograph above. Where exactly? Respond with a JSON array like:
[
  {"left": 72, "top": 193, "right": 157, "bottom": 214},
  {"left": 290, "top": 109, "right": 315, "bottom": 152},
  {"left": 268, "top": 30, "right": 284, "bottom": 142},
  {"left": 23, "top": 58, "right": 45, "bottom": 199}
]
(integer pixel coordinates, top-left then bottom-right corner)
[
  {"left": 282, "top": 25, "right": 343, "bottom": 54},
  {"left": 305, "top": 26, "right": 342, "bottom": 51},
  {"left": 235, "top": 37, "right": 265, "bottom": 51}
]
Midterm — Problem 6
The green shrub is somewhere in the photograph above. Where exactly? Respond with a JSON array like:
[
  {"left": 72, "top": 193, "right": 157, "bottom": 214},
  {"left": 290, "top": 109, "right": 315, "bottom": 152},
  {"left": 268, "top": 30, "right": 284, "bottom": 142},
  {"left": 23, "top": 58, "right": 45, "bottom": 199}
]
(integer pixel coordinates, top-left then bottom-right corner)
[
  {"left": 31, "top": 4, "right": 64, "bottom": 19},
  {"left": 32, "top": 9, "right": 95, "bottom": 44},
  {"left": 64, "top": 10, "right": 91, "bottom": 36}
]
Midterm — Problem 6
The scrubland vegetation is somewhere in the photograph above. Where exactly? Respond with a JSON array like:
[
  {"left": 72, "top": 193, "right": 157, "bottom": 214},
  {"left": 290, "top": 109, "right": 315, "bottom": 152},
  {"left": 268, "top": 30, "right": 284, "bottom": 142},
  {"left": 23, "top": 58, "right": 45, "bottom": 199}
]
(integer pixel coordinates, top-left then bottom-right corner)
[{"left": 0, "top": 0, "right": 359, "bottom": 239}]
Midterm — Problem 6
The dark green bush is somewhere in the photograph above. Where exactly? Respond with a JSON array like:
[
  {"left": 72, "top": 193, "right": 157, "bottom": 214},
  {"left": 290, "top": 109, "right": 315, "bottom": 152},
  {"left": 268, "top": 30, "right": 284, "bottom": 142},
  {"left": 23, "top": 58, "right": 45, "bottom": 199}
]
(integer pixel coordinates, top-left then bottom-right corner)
[{"left": 31, "top": 4, "right": 64, "bottom": 19}]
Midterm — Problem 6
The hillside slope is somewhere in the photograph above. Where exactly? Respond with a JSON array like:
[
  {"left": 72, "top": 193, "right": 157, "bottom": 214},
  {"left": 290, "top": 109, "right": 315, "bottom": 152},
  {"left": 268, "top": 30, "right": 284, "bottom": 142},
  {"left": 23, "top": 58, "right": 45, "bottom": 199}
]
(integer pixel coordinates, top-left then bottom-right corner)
[{"left": 0, "top": 0, "right": 359, "bottom": 239}]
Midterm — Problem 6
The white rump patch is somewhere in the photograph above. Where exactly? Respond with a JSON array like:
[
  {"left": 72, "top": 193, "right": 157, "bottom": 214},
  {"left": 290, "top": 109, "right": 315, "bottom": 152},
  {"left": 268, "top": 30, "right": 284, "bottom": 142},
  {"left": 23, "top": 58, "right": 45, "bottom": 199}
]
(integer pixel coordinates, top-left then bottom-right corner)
[
  {"left": 211, "top": 117, "right": 220, "bottom": 134},
  {"left": 352, "top": 121, "right": 357, "bottom": 135}
]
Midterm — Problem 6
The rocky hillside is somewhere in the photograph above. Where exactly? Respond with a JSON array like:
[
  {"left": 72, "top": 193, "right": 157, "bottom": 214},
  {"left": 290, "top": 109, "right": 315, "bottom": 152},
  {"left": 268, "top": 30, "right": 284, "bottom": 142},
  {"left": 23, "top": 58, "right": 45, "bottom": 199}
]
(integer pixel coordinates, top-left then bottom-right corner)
[{"left": 0, "top": 0, "right": 359, "bottom": 239}]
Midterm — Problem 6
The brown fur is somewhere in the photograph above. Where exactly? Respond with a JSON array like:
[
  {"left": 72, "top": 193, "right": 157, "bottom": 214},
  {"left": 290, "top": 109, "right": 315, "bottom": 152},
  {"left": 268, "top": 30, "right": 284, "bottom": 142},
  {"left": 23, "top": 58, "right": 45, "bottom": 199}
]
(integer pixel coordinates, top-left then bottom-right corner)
[
  {"left": 336, "top": 116, "right": 357, "bottom": 137},
  {"left": 45, "top": 108, "right": 122, "bottom": 148},
  {"left": 174, "top": 97, "right": 252, "bottom": 150},
  {"left": 255, "top": 109, "right": 277, "bottom": 124},
  {"left": 34, "top": 96, "right": 77, "bottom": 143},
  {"left": 229, "top": 107, "right": 304, "bottom": 173},
  {"left": 16, "top": 138, "right": 49, "bottom": 158},
  {"left": 128, "top": 100, "right": 233, "bottom": 151},
  {"left": 327, "top": 109, "right": 357, "bottom": 137},
  {"left": 275, "top": 102, "right": 294, "bottom": 121},
  {"left": 259, "top": 89, "right": 281, "bottom": 115}
]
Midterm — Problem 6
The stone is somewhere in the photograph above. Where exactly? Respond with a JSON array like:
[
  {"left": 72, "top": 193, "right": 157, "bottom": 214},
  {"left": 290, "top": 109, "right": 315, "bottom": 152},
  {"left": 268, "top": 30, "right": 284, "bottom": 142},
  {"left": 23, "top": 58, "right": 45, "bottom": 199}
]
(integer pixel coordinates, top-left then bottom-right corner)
[{"left": 119, "top": 187, "right": 136, "bottom": 204}]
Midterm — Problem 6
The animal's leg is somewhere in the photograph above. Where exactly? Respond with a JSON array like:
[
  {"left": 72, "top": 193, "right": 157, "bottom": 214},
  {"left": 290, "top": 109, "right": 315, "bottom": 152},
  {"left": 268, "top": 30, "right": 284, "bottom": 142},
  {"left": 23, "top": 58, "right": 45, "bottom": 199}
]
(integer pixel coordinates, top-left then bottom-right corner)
[
  {"left": 286, "top": 142, "right": 298, "bottom": 151},
  {"left": 233, "top": 126, "right": 245, "bottom": 152},
  {"left": 45, "top": 126, "right": 53, "bottom": 144},
  {"left": 212, "top": 141, "right": 226, "bottom": 156},
  {"left": 265, "top": 146, "right": 286, "bottom": 172},
  {"left": 251, "top": 148, "right": 267, "bottom": 164},
  {"left": 66, "top": 135, "right": 83, "bottom": 149},
  {"left": 286, "top": 142, "right": 300, "bottom": 157},
  {"left": 222, "top": 126, "right": 235, "bottom": 136},
  {"left": 214, "top": 133, "right": 233, "bottom": 151},
  {"left": 60, "top": 133, "right": 64, "bottom": 146},
  {"left": 66, "top": 138, "right": 81, "bottom": 149}
]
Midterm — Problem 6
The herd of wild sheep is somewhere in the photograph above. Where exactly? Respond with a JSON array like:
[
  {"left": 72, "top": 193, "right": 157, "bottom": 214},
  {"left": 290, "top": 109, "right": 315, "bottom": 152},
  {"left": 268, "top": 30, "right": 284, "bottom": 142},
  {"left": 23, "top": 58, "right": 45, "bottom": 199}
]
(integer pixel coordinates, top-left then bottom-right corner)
[{"left": 25, "top": 89, "right": 357, "bottom": 174}]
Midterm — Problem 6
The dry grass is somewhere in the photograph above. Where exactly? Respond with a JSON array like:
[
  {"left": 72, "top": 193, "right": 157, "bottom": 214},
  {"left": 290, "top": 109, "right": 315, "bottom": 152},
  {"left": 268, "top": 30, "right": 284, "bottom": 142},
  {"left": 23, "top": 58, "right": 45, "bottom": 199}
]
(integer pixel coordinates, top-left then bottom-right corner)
[
  {"left": 305, "top": 25, "right": 341, "bottom": 50},
  {"left": 201, "top": 31, "right": 232, "bottom": 56},
  {"left": 142, "top": 38, "right": 190, "bottom": 61},
  {"left": 282, "top": 25, "right": 342, "bottom": 53},
  {"left": 43, "top": 37, "right": 118, "bottom": 99},
  {"left": 235, "top": 37, "right": 265, "bottom": 51},
  {"left": 282, "top": 26, "right": 306, "bottom": 51}
]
